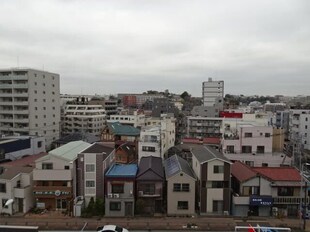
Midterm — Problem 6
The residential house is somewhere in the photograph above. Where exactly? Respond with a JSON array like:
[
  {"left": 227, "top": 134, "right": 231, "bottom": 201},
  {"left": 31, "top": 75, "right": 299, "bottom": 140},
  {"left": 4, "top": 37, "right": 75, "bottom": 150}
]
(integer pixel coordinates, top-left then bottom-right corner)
[
  {"left": 33, "top": 141, "right": 90, "bottom": 211},
  {"left": 105, "top": 164, "right": 138, "bottom": 217},
  {"left": 136, "top": 156, "right": 164, "bottom": 215},
  {"left": 164, "top": 154, "right": 196, "bottom": 216},
  {"left": 0, "top": 153, "right": 45, "bottom": 215},
  {"left": 231, "top": 161, "right": 303, "bottom": 217},
  {"left": 191, "top": 145, "right": 231, "bottom": 215},
  {"left": 74, "top": 142, "right": 115, "bottom": 206},
  {"left": 114, "top": 143, "right": 137, "bottom": 164}
]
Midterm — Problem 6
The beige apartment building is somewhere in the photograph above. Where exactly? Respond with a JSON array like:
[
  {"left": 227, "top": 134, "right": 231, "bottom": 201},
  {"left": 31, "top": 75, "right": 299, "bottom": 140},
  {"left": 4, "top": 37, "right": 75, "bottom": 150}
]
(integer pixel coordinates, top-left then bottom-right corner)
[{"left": 0, "top": 68, "right": 60, "bottom": 148}]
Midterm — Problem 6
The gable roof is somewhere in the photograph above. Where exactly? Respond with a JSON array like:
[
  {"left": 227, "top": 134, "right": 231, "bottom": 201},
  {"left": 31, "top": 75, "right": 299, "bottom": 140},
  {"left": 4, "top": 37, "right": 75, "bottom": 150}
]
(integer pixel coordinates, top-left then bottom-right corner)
[
  {"left": 232, "top": 161, "right": 302, "bottom": 183},
  {"left": 190, "top": 144, "right": 231, "bottom": 164},
  {"left": 0, "top": 166, "right": 34, "bottom": 180},
  {"left": 47, "top": 141, "right": 91, "bottom": 161},
  {"left": 253, "top": 166, "right": 301, "bottom": 182},
  {"left": 107, "top": 122, "right": 140, "bottom": 136},
  {"left": 0, "top": 152, "right": 47, "bottom": 168},
  {"left": 80, "top": 142, "right": 114, "bottom": 154},
  {"left": 164, "top": 154, "right": 196, "bottom": 180},
  {"left": 136, "top": 156, "right": 164, "bottom": 181},
  {"left": 105, "top": 163, "right": 138, "bottom": 178},
  {"left": 231, "top": 161, "right": 257, "bottom": 182},
  {"left": 117, "top": 143, "right": 136, "bottom": 157}
]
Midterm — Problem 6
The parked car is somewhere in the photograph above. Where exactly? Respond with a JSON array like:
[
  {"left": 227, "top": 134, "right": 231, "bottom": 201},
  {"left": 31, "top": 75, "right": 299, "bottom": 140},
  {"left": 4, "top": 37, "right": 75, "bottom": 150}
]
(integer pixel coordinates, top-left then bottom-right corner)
[{"left": 97, "top": 225, "right": 129, "bottom": 232}]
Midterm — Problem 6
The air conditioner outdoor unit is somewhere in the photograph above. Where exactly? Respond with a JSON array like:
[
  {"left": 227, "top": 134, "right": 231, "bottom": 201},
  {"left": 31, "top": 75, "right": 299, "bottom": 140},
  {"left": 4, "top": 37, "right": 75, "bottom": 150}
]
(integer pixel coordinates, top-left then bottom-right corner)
[
  {"left": 138, "top": 191, "right": 143, "bottom": 196},
  {"left": 107, "top": 193, "right": 113, "bottom": 198},
  {"left": 114, "top": 194, "right": 119, "bottom": 198}
]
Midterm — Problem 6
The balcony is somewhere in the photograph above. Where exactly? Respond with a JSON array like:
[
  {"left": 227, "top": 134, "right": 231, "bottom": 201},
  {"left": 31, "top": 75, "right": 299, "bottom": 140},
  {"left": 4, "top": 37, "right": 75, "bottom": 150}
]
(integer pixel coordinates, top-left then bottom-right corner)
[
  {"left": 0, "top": 118, "right": 13, "bottom": 123},
  {"left": 13, "top": 84, "right": 28, "bottom": 89},
  {"left": 14, "top": 118, "right": 29, "bottom": 123},
  {"left": 0, "top": 84, "right": 13, "bottom": 89},
  {"left": 14, "top": 110, "right": 29, "bottom": 114},
  {"left": 14, "top": 185, "right": 31, "bottom": 198},
  {"left": 273, "top": 196, "right": 308, "bottom": 205},
  {"left": 0, "top": 101, "right": 13, "bottom": 105},
  {"left": 13, "top": 101, "right": 28, "bottom": 106},
  {"left": 33, "top": 169, "right": 73, "bottom": 181},
  {"left": 138, "top": 189, "right": 162, "bottom": 198},
  {"left": 0, "top": 93, "right": 13, "bottom": 97}
]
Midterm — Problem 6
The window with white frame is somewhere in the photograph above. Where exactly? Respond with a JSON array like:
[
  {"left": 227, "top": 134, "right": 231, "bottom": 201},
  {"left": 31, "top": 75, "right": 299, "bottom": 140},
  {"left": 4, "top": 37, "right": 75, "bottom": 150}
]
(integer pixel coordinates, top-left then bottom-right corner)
[
  {"left": 86, "top": 164, "right": 95, "bottom": 172},
  {"left": 86, "top": 180, "right": 95, "bottom": 188}
]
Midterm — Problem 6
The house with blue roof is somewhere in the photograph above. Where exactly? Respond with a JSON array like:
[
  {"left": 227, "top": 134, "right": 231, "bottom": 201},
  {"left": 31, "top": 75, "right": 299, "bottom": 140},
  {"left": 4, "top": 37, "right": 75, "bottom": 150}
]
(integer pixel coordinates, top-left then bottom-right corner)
[{"left": 105, "top": 163, "right": 138, "bottom": 217}]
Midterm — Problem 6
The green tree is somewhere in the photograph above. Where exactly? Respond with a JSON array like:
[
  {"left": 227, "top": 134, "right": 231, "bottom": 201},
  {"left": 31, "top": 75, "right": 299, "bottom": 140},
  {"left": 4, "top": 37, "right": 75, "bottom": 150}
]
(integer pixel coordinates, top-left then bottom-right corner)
[{"left": 180, "top": 91, "right": 190, "bottom": 99}]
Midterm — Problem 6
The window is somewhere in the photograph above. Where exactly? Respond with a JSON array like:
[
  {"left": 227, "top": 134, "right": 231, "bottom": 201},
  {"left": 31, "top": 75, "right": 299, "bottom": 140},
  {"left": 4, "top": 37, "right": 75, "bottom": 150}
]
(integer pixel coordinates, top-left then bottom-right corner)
[
  {"left": 35, "top": 115, "right": 38, "bottom": 119},
  {"left": 265, "top": 133, "right": 271, "bottom": 137},
  {"left": 86, "top": 181, "right": 95, "bottom": 188},
  {"left": 37, "top": 141, "right": 42, "bottom": 148},
  {"left": 173, "top": 183, "right": 190, "bottom": 192},
  {"left": 242, "top": 146, "right": 252, "bottom": 153},
  {"left": 306, "top": 125, "right": 308, "bottom": 129},
  {"left": 42, "top": 163, "right": 53, "bottom": 170},
  {"left": 34, "top": 82, "right": 37, "bottom": 85},
  {"left": 262, "top": 163, "right": 268, "bottom": 167},
  {"left": 139, "top": 183, "right": 155, "bottom": 195},
  {"left": 226, "top": 145, "right": 234, "bottom": 153},
  {"left": 278, "top": 187, "right": 294, "bottom": 196},
  {"left": 245, "top": 132, "right": 252, "bottom": 138},
  {"left": 34, "top": 90, "right": 37, "bottom": 94},
  {"left": 177, "top": 201, "right": 188, "bottom": 210},
  {"left": 86, "top": 164, "right": 95, "bottom": 172},
  {"left": 212, "top": 181, "right": 226, "bottom": 188},
  {"left": 112, "top": 184, "right": 124, "bottom": 193},
  {"left": 243, "top": 186, "right": 260, "bottom": 196},
  {"left": 110, "top": 202, "right": 121, "bottom": 211},
  {"left": 34, "top": 99, "right": 37, "bottom": 102},
  {"left": 64, "top": 165, "right": 69, "bottom": 170},
  {"left": 0, "top": 183, "right": 6, "bottom": 193},
  {"left": 214, "top": 165, "right": 224, "bottom": 174},
  {"left": 2, "top": 199, "right": 8, "bottom": 207},
  {"left": 142, "top": 146, "right": 155, "bottom": 152},
  {"left": 256, "top": 146, "right": 265, "bottom": 154},
  {"left": 16, "top": 180, "right": 21, "bottom": 188},
  {"left": 245, "top": 161, "right": 254, "bottom": 166}
]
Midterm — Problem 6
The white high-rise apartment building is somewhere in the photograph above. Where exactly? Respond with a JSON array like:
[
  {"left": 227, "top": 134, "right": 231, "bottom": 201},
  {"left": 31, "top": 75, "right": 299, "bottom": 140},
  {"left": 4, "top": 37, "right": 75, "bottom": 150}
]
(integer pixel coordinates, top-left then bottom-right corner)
[
  {"left": 63, "top": 104, "right": 106, "bottom": 136},
  {"left": 289, "top": 109, "right": 310, "bottom": 150},
  {"left": 0, "top": 68, "right": 60, "bottom": 147},
  {"left": 202, "top": 77, "right": 224, "bottom": 108}
]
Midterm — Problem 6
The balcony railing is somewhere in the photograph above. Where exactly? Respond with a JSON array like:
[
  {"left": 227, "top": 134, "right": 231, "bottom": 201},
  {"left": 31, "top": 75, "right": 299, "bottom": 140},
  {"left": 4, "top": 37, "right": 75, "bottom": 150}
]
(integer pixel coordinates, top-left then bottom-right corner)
[{"left": 273, "top": 196, "right": 309, "bottom": 205}]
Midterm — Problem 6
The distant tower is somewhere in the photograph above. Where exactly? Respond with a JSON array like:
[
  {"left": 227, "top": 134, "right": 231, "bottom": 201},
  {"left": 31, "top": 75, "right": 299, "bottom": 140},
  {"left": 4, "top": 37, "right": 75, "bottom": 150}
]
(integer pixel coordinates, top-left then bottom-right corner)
[{"left": 202, "top": 77, "right": 224, "bottom": 109}]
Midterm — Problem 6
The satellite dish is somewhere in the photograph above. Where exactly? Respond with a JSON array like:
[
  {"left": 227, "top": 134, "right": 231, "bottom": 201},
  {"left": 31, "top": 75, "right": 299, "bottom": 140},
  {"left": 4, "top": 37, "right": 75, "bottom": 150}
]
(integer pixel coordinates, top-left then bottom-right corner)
[{"left": 4, "top": 199, "right": 13, "bottom": 207}]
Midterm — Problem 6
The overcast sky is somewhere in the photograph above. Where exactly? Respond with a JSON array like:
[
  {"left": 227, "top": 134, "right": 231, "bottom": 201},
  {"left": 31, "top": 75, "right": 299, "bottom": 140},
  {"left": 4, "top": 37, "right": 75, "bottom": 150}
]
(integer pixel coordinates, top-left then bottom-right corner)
[{"left": 0, "top": 0, "right": 309, "bottom": 97}]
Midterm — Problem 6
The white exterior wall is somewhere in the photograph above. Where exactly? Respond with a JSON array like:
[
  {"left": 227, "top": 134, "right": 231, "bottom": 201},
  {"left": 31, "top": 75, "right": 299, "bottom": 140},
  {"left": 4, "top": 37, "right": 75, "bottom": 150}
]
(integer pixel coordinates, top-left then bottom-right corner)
[
  {"left": 222, "top": 124, "right": 273, "bottom": 154},
  {"left": 83, "top": 153, "right": 96, "bottom": 203},
  {"left": 33, "top": 155, "right": 73, "bottom": 182},
  {"left": 109, "top": 112, "right": 146, "bottom": 128},
  {"left": 0, "top": 172, "right": 35, "bottom": 215},
  {"left": 206, "top": 160, "right": 225, "bottom": 213},
  {"left": 202, "top": 79, "right": 224, "bottom": 107},
  {"left": 63, "top": 104, "right": 106, "bottom": 136}
]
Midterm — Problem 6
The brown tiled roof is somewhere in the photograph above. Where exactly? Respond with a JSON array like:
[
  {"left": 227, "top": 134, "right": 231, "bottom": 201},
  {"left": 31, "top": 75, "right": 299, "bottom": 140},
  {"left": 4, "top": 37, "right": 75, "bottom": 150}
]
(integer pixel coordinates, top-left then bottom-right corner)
[
  {"left": 0, "top": 166, "right": 34, "bottom": 180},
  {"left": 231, "top": 161, "right": 257, "bottom": 182},
  {"left": 0, "top": 152, "right": 47, "bottom": 168},
  {"left": 253, "top": 166, "right": 301, "bottom": 181}
]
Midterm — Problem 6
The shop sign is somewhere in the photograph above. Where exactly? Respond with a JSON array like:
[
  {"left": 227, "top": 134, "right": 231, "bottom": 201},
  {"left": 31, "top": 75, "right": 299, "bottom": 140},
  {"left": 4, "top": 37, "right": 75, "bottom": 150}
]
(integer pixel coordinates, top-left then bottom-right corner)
[
  {"left": 33, "top": 190, "right": 70, "bottom": 196},
  {"left": 250, "top": 196, "right": 273, "bottom": 206}
]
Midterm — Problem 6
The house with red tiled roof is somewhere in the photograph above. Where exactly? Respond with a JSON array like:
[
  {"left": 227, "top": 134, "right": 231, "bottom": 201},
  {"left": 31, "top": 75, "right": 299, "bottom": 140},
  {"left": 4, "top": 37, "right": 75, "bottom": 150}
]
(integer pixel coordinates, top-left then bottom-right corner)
[{"left": 231, "top": 161, "right": 303, "bottom": 218}]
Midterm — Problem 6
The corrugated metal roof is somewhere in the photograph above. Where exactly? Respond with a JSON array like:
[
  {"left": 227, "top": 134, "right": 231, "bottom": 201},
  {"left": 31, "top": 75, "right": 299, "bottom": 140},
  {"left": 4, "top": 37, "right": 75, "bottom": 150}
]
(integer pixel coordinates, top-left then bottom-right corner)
[
  {"left": 48, "top": 141, "right": 91, "bottom": 161},
  {"left": 105, "top": 163, "right": 138, "bottom": 178}
]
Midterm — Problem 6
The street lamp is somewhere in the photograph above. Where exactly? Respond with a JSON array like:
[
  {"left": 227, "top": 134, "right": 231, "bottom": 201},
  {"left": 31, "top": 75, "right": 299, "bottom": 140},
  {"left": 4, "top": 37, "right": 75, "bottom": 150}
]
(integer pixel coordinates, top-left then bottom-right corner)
[{"left": 300, "top": 163, "right": 310, "bottom": 230}]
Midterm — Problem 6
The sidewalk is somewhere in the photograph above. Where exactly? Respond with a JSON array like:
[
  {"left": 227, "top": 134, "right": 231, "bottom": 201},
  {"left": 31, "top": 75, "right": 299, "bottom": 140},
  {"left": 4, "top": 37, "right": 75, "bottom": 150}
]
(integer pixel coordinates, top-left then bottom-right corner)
[{"left": 0, "top": 213, "right": 309, "bottom": 231}]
